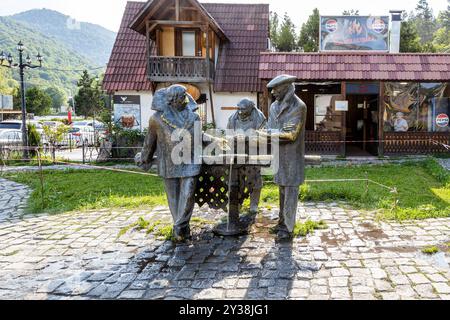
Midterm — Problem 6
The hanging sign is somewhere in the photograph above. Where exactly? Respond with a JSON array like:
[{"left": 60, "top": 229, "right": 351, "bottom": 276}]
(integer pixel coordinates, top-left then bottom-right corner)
[{"left": 335, "top": 100, "right": 349, "bottom": 112}]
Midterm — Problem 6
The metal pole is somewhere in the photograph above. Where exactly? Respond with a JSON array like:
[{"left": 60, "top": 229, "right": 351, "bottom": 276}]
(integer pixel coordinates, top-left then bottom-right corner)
[{"left": 19, "top": 50, "right": 29, "bottom": 159}]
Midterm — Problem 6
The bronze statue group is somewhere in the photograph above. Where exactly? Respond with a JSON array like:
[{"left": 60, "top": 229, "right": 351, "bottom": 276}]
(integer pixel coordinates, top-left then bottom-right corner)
[{"left": 136, "top": 75, "right": 306, "bottom": 242}]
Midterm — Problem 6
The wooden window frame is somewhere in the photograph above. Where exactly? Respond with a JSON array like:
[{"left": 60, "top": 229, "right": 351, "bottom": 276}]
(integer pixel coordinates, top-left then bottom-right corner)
[{"left": 175, "top": 28, "right": 202, "bottom": 57}]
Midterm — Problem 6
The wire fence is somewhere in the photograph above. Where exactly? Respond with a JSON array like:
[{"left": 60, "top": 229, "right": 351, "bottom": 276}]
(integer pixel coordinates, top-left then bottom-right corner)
[{"left": 0, "top": 144, "right": 404, "bottom": 214}]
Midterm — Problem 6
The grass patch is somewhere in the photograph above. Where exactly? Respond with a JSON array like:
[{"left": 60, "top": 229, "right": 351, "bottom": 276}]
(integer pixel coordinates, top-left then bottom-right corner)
[
  {"left": 262, "top": 158, "right": 449, "bottom": 220},
  {"left": 422, "top": 246, "right": 439, "bottom": 255},
  {"left": 4, "top": 169, "right": 166, "bottom": 214},
  {"left": 4, "top": 158, "right": 449, "bottom": 220},
  {"left": 293, "top": 220, "right": 328, "bottom": 237},
  {"left": 269, "top": 219, "right": 328, "bottom": 237}
]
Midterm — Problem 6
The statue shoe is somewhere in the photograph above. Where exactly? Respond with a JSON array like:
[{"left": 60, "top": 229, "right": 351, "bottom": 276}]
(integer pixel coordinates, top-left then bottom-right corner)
[
  {"left": 173, "top": 226, "right": 192, "bottom": 242},
  {"left": 276, "top": 230, "right": 293, "bottom": 242}
]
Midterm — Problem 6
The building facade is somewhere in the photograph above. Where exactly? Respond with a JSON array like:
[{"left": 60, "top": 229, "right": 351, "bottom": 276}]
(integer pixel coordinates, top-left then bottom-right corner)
[{"left": 103, "top": 0, "right": 450, "bottom": 156}]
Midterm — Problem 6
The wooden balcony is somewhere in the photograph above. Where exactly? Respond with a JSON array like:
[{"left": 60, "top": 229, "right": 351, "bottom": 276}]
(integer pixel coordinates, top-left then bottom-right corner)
[{"left": 148, "top": 56, "right": 215, "bottom": 83}]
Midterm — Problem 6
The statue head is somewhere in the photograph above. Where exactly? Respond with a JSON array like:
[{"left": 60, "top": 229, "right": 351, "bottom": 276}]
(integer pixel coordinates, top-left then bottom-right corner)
[
  {"left": 267, "top": 75, "right": 297, "bottom": 102},
  {"left": 237, "top": 98, "right": 255, "bottom": 121},
  {"left": 167, "top": 85, "right": 188, "bottom": 111}
]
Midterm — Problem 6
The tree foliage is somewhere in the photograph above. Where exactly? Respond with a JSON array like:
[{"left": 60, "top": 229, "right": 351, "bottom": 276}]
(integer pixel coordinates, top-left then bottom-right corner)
[
  {"left": 45, "top": 87, "right": 67, "bottom": 113},
  {"left": 74, "top": 70, "right": 105, "bottom": 118},
  {"left": 413, "top": 0, "right": 437, "bottom": 43},
  {"left": 400, "top": 18, "right": 423, "bottom": 53},
  {"left": 276, "top": 13, "right": 298, "bottom": 52},
  {"left": 269, "top": 12, "right": 280, "bottom": 50},
  {"left": 298, "top": 8, "right": 320, "bottom": 52},
  {"left": 0, "top": 68, "right": 18, "bottom": 95},
  {"left": 433, "top": 1, "right": 450, "bottom": 52},
  {"left": 25, "top": 87, "right": 52, "bottom": 116}
]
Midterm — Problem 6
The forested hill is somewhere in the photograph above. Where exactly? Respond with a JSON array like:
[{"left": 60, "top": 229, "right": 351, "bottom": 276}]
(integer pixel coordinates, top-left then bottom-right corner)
[
  {"left": 10, "top": 9, "right": 116, "bottom": 66},
  {"left": 0, "top": 15, "right": 98, "bottom": 92}
]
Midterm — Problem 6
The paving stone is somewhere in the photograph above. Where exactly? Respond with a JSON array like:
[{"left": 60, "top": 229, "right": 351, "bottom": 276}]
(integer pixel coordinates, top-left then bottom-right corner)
[
  {"left": 118, "top": 290, "right": 146, "bottom": 299},
  {"left": 432, "top": 283, "right": 450, "bottom": 294},
  {"left": 407, "top": 273, "right": 431, "bottom": 285},
  {"left": 0, "top": 177, "right": 449, "bottom": 300}
]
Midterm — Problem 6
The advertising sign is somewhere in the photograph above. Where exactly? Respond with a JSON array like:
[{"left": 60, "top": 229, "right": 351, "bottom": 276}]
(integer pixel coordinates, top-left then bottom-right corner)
[
  {"left": 0, "top": 95, "right": 13, "bottom": 110},
  {"left": 335, "top": 101, "right": 349, "bottom": 112},
  {"left": 113, "top": 95, "right": 142, "bottom": 131},
  {"left": 436, "top": 113, "right": 449, "bottom": 128},
  {"left": 320, "top": 16, "right": 389, "bottom": 51}
]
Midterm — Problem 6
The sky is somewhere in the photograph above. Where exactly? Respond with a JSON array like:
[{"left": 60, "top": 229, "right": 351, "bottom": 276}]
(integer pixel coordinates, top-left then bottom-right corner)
[{"left": 0, "top": 0, "right": 448, "bottom": 32}]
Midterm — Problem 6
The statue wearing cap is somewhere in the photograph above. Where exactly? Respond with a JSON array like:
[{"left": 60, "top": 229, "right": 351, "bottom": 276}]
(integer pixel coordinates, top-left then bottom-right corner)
[
  {"left": 227, "top": 98, "right": 267, "bottom": 214},
  {"left": 260, "top": 74, "right": 307, "bottom": 241}
]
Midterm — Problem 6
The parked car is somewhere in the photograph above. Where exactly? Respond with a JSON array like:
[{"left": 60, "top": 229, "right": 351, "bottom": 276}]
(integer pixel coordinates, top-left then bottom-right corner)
[
  {"left": 0, "top": 120, "right": 23, "bottom": 132},
  {"left": 0, "top": 129, "right": 22, "bottom": 146},
  {"left": 69, "top": 125, "right": 97, "bottom": 146}
]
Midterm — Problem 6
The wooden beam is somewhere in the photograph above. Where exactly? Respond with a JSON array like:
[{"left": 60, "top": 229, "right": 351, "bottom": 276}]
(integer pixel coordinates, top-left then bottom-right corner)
[
  {"left": 175, "top": 0, "right": 180, "bottom": 21},
  {"left": 378, "top": 81, "right": 385, "bottom": 157},
  {"left": 261, "top": 80, "right": 269, "bottom": 118},
  {"left": 131, "top": 0, "right": 166, "bottom": 33},
  {"left": 208, "top": 81, "right": 216, "bottom": 126},
  {"left": 340, "top": 81, "right": 347, "bottom": 157},
  {"left": 147, "top": 20, "right": 206, "bottom": 26}
]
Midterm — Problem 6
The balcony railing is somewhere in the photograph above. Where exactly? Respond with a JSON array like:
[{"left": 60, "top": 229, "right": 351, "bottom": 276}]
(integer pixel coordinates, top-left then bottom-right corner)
[{"left": 148, "top": 56, "right": 214, "bottom": 83}]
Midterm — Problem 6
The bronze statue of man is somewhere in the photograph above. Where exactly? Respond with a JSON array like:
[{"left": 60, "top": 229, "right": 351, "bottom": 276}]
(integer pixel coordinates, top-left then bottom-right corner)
[
  {"left": 227, "top": 98, "right": 267, "bottom": 214},
  {"left": 135, "top": 85, "right": 201, "bottom": 242},
  {"left": 263, "top": 75, "right": 307, "bottom": 241}
]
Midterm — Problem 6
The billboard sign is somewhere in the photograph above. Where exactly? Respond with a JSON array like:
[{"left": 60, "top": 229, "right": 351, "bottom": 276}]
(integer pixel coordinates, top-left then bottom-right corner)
[
  {"left": 0, "top": 95, "right": 13, "bottom": 110},
  {"left": 113, "top": 95, "right": 142, "bottom": 131},
  {"left": 320, "top": 16, "right": 389, "bottom": 51}
]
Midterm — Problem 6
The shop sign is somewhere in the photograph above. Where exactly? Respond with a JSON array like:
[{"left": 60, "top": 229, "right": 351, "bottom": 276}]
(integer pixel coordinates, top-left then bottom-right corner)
[{"left": 335, "top": 100, "right": 349, "bottom": 111}]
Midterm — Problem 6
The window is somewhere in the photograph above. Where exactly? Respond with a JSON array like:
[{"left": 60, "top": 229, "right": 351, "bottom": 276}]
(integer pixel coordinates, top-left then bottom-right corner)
[
  {"left": 418, "top": 83, "right": 449, "bottom": 133},
  {"left": 314, "top": 95, "right": 342, "bottom": 131},
  {"left": 182, "top": 31, "right": 196, "bottom": 57},
  {"left": 0, "top": 122, "right": 21, "bottom": 130},
  {"left": 383, "top": 82, "right": 449, "bottom": 133},
  {"left": 383, "top": 82, "right": 419, "bottom": 132}
]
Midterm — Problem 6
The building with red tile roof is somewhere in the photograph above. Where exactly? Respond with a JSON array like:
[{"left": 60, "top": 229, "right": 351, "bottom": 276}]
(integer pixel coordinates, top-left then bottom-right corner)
[{"left": 103, "top": 0, "right": 450, "bottom": 156}]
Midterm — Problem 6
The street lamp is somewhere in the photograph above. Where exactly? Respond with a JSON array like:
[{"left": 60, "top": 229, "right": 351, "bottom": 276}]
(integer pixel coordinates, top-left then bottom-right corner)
[{"left": 0, "top": 41, "right": 44, "bottom": 159}]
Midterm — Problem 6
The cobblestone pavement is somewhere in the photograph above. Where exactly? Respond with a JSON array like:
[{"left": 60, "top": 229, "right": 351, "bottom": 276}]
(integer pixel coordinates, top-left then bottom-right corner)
[
  {"left": 437, "top": 158, "right": 450, "bottom": 171},
  {"left": 0, "top": 178, "right": 449, "bottom": 300}
]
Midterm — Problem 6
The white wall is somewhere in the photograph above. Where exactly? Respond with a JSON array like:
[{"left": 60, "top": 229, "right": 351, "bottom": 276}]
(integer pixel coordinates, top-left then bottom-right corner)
[
  {"left": 115, "top": 89, "right": 257, "bottom": 130},
  {"left": 211, "top": 92, "right": 258, "bottom": 129}
]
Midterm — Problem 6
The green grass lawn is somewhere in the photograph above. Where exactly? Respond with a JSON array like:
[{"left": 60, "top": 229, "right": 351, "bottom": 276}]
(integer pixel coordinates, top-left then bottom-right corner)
[{"left": 3, "top": 158, "right": 449, "bottom": 220}]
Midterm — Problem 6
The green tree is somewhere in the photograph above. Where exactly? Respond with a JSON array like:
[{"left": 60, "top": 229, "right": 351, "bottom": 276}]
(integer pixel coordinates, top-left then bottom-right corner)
[
  {"left": 74, "top": 70, "right": 105, "bottom": 118},
  {"left": 269, "top": 12, "right": 280, "bottom": 50},
  {"left": 45, "top": 87, "right": 66, "bottom": 113},
  {"left": 433, "top": 2, "right": 450, "bottom": 52},
  {"left": 25, "top": 86, "right": 52, "bottom": 115},
  {"left": 298, "top": 8, "right": 320, "bottom": 52},
  {"left": 276, "top": 13, "right": 298, "bottom": 52},
  {"left": 413, "top": 0, "right": 437, "bottom": 44},
  {"left": 400, "top": 18, "right": 423, "bottom": 52},
  {"left": 0, "top": 68, "right": 17, "bottom": 95}
]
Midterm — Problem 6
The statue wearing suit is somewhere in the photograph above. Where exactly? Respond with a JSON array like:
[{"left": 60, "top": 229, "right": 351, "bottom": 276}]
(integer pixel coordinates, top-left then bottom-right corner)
[{"left": 264, "top": 75, "right": 307, "bottom": 241}]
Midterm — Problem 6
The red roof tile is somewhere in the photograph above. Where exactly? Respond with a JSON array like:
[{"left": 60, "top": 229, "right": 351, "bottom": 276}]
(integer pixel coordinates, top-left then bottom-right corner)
[
  {"left": 103, "top": 1, "right": 152, "bottom": 92},
  {"left": 103, "top": 1, "right": 269, "bottom": 93},
  {"left": 259, "top": 52, "right": 450, "bottom": 82}
]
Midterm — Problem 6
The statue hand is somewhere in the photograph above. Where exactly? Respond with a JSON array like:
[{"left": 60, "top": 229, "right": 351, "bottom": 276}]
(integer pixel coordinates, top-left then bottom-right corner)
[{"left": 217, "top": 138, "right": 231, "bottom": 151}]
